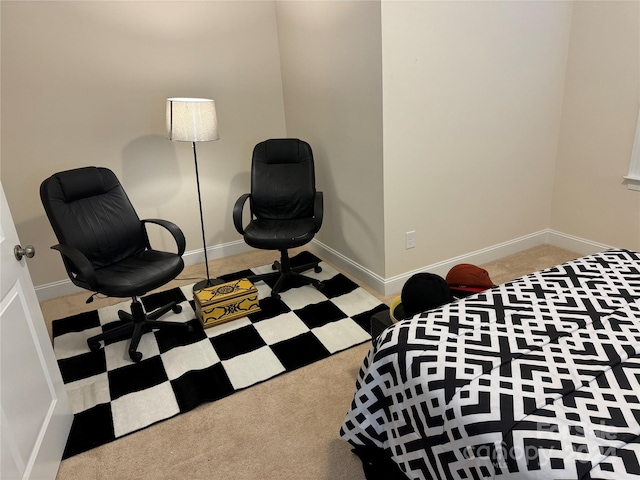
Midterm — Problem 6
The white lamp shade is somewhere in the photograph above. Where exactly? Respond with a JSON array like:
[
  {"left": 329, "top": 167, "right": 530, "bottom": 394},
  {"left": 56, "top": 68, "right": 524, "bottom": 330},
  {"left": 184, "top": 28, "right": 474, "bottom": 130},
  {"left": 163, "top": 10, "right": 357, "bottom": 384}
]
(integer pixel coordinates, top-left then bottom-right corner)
[{"left": 166, "top": 98, "right": 219, "bottom": 142}]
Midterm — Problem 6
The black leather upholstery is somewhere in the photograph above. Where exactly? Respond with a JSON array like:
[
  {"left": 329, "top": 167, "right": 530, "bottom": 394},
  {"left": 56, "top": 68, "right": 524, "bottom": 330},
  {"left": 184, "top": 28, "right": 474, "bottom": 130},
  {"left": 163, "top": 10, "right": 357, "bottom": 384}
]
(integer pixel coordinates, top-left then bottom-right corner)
[
  {"left": 233, "top": 139, "right": 324, "bottom": 298},
  {"left": 41, "top": 167, "right": 188, "bottom": 362}
]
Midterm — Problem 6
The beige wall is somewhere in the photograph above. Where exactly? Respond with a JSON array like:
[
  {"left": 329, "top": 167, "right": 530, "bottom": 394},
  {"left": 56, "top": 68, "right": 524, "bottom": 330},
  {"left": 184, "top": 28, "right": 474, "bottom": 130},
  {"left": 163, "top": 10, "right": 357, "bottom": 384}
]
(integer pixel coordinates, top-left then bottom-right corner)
[
  {"left": 551, "top": 1, "right": 640, "bottom": 250},
  {"left": 275, "top": 1, "right": 385, "bottom": 275},
  {"left": 1, "top": 1, "right": 287, "bottom": 287},
  {"left": 382, "top": 1, "right": 574, "bottom": 278},
  {"left": 2, "top": 0, "right": 638, "bottom": 296}
]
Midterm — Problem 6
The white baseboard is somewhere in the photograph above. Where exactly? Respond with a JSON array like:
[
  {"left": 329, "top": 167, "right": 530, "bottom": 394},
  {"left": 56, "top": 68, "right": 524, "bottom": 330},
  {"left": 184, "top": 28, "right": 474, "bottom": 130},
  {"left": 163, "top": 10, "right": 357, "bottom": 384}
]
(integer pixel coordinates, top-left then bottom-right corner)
[
  {"left": 35, "top": 230, "right": 612, "bottom": 302},
  {"left": 36, "top": 279, "right": 85, "bottom": 302},
  {"left": 306, "top": 241, "right": 388, "bottom": 294},
  {"left": 181, "top": 240, "right": 253, "bottom": 268},
  {"left": 544, "top": 229, "right": 611, "bottom": 256},
  {"left": 310, "top": 230, "right": 612, "bottom": 297}
]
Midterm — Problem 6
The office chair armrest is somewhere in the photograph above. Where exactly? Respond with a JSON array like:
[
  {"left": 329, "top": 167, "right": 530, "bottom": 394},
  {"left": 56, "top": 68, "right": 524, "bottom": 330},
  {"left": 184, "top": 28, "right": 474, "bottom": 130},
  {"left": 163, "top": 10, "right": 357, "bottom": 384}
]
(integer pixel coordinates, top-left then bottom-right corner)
[
  {"left": 51, "top": 244, "right": 99, "bottom": 290},
  {"left": 233, "top": 193, "right": 251, "bottom": 235},
  {"left": 142, "top": 219, "right": 186, "bottom": 256},
  {"left": 313, "top": 192, "right": 324, "bottom": 232}
]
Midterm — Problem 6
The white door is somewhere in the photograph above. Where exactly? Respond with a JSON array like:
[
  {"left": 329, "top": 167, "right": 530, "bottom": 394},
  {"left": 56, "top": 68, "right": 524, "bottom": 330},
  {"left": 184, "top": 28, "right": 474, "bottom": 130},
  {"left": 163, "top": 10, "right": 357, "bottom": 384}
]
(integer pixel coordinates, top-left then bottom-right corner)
[{"left": 1, "top": 183, "right": 73, "bottom": 480}]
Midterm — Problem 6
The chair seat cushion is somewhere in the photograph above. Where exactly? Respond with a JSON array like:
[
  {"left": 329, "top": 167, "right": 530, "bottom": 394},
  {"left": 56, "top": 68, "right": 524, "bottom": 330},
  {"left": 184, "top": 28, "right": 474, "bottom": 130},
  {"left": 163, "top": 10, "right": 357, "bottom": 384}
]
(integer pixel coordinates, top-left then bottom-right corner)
[
  {"left": 244, "top": 218, "right": 316, "bottom": 250},
  {"left": 90, "top": 250, "right": 184, "bottom": 298}
]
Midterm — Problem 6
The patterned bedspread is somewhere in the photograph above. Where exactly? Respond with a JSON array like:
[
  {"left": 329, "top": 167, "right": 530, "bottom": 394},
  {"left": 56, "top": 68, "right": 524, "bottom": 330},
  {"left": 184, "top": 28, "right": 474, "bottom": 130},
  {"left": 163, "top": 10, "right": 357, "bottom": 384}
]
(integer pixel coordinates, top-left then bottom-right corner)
[{"left": 340, "top": 249, "right": 640, "bottom": 479}]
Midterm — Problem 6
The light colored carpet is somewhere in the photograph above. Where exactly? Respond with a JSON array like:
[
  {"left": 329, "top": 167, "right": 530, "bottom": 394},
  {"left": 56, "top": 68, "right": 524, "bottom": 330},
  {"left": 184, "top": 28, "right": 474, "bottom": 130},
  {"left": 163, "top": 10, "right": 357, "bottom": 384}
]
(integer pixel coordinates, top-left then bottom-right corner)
[{"left": 40, "top": 244, "right": 581, "bottom": 480}]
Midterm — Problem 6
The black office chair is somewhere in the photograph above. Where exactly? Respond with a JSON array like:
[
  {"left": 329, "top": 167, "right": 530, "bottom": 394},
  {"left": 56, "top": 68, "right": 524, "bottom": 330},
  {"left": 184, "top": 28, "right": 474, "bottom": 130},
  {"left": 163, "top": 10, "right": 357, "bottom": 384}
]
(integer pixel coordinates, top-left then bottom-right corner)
[
  {"left": 233, "top": 139, "right": 324, "bottom": 299},
  {"left": 40, "top": 166, "right": 188, "bottom": 362}
]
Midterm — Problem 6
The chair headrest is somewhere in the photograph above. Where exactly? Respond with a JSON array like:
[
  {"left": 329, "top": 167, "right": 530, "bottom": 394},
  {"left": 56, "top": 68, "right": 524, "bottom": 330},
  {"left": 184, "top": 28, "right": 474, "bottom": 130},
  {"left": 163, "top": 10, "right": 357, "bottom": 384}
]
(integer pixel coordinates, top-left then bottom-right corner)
[
  {"left": 254, "top": 139, "right": 312, "bottom": 165},
  {"left": 56, "top": 167, "right": 108, "bottom": 202}
]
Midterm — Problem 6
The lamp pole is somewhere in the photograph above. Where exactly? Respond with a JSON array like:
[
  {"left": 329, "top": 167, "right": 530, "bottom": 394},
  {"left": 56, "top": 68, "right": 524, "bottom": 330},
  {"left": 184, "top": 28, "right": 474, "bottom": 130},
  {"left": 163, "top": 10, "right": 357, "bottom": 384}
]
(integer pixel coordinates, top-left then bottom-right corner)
[
  {"left": 166, "top": 97, "right": 223, "bottom": 292},
  {"left": 192, "top": 141, "right": 221, "bottom": 291}
]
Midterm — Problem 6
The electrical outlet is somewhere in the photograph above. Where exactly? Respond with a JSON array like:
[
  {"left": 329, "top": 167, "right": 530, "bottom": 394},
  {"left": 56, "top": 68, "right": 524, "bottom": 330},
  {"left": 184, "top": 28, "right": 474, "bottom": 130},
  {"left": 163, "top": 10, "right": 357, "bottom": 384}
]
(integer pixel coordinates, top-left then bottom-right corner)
[{"left": 405, "top": 230, "right": 415, "bottom": 249}]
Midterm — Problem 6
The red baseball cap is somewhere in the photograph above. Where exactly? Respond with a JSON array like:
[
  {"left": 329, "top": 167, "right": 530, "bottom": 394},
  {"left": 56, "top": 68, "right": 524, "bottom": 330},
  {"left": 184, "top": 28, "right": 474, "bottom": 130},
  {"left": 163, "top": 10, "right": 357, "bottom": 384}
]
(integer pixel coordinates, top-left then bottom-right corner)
[{"left": 446, "top": 264, "right": 495, "bottom": 293}]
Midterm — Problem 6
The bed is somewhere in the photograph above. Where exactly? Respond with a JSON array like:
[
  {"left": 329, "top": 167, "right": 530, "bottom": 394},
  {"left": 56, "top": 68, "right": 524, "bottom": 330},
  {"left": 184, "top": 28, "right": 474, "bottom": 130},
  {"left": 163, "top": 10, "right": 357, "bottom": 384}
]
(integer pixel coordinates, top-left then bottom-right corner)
[{"left": 340, "top": 248, "right": 640, "bottom": 479}]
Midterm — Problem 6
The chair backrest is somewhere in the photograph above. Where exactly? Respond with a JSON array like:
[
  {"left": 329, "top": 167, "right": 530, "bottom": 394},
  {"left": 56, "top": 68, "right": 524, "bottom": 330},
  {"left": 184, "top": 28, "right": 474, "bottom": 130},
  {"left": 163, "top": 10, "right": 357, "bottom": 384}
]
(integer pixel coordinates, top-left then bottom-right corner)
[
  {"left": 40, "top": 167, "right": 147, "bottom": 269},
  {"left": 250, "top": 139, "right": 316, "bottom": 221}
]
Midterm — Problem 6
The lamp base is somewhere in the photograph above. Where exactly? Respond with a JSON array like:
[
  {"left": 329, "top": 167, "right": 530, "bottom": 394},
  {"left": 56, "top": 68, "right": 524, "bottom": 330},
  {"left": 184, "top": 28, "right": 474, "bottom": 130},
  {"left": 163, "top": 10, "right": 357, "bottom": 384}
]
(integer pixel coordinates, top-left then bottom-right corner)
[{"left": 192, "top": 277, "right": 225, "bottom": 293}]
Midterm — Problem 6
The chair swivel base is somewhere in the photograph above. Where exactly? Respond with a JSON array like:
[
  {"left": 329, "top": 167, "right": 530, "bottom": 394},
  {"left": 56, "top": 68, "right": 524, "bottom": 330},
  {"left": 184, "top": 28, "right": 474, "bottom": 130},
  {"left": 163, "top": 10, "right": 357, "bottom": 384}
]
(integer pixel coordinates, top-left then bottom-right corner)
[
  {"left": 87, "top": 299, "right": 188, "bottom": 362},
  {"left": 248, "top": 253, "right": 323, "bottom": 299}
]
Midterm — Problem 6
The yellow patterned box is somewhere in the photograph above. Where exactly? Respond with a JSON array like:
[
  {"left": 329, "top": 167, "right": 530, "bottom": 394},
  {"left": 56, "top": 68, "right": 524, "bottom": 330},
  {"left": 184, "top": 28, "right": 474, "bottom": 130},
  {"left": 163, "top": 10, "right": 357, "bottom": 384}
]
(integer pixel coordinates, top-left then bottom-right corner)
[{"left": 194, "top": 278, "right": 261, "bottom": 328}]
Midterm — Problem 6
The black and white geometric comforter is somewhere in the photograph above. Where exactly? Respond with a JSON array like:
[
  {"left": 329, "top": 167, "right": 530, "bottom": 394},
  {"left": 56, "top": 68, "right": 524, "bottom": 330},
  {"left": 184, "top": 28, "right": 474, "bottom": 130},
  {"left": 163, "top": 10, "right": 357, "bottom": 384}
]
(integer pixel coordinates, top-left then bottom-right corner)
[{"left": 340, "top": 249, "right": 640, "bottom": 479}]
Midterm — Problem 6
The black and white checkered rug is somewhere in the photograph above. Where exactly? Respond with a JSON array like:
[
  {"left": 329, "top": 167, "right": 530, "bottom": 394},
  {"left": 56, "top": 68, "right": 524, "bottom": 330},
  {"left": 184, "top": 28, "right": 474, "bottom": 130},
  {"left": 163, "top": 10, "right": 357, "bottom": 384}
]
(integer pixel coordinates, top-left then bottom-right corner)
[{"left": 52, "top": 252, "right": 387, "bottom": 459}]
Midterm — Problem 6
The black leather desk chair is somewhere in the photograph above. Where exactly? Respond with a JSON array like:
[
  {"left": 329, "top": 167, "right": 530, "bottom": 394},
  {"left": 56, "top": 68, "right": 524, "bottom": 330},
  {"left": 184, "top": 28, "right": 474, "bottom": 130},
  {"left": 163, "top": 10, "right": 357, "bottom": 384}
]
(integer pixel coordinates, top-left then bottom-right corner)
[
  {"left": 40, "top": 167, "right": 188, "bottom": 362},
  {"left": 233, "top": 139, "right": 324, "bottom": 299}
]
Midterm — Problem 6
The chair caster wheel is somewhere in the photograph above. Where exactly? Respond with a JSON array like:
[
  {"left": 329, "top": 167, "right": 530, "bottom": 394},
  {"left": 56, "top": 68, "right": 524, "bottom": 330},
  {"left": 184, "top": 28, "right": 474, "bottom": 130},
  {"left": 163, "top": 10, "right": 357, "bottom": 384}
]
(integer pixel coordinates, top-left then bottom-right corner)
[
  {"left": 314, "top": 265, "right": 322, "bottom": 273},
  {"left": 129, "top": 351, "right": 143, "bottom": 363},
  {"left": 88, "top": 341, "right": 101, "bottom": 352},
  {"left": 172, "top": 304, "right": 182, "bottom": 314}
]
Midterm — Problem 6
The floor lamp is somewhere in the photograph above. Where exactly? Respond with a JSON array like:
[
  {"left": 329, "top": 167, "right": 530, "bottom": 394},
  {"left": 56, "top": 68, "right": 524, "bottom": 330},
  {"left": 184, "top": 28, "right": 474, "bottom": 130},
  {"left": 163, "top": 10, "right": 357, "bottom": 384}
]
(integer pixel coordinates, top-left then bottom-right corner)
[{"left": 166, "top": 97, "right": 223, "bottom": 292}]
